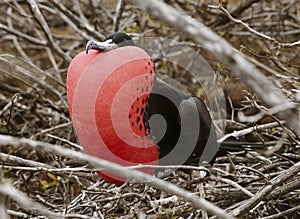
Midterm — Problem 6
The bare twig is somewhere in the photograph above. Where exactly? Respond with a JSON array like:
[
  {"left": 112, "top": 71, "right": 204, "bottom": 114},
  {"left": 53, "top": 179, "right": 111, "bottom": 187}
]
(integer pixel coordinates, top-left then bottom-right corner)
[
  {"left": 46, "top": 134, "right": 83, "bottom": 150},
  {"left": 214, "top": 5, "right": 300, "bottom": 48},
  {"left": 0, "top": 191, "right": 9, "bottom": 219},
  {"left": 238, "top": 102, "right": 296, "bottom": 122},
  {"left": 0, "top": 1, "right": 299, "bottom": 218},
  {"left": 31, "top": 121, "right": 72, "bottom": 138},
  {"left": 210, "top": 176, "right": 254, "bottom": 197},
  {"left": 0, "top": 182, "right": 60, "bottom": 219},
  {"left": 26, "top": 0, "right": 72, "bottom": 62},
  {"left": 0, "top": 134, "right": 235, "bottom": 219},
  {"left": 150, "top": 195, "right": 178, "bottom": 206},
  {"left": 0, "top": 55, "right": 65, "bottom": 102},
  {"left": 0, "top": 23, "right": 47, "bottom": 46},
  {"left": 128, "top": 0, "right": 300, "bottom": 134},
  {"left": 49, "top": 0, "right": 104, "bottom": 40},
  {"left": 213, "top": 5, "right": 277, "bottom": 43},
  {"left": 112, "top": 0, "right": 125, "bottom": 32},
  {"left": 259, "top": 205, "right": 300, "bottom": 219},
  {"left": 1, "top": 165, "right": 93, "bottom": 173},
  {"left": 6, "top": 7, "right": 31, "bottom": 62},
  {"left": 231, "top": 161, "right": 300, "bottom": 217},
  {"left": 0, "top": 152, "right": 52, "bottom": 168},
  {"left": 280, "top": 40, "right": 300, "bottom": 48},
  {"left": 208, "top": 0, "right": 261, "bottom": 27},
  {"left": 218, "top": 121, "right": 285, "bottom": 143}
]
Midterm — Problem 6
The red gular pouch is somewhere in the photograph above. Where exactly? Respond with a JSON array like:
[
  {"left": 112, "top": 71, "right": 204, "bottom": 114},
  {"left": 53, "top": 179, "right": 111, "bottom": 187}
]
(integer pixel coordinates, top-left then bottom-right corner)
[{"left": 67, "top": 46, "right": 158, "bottom": 184}]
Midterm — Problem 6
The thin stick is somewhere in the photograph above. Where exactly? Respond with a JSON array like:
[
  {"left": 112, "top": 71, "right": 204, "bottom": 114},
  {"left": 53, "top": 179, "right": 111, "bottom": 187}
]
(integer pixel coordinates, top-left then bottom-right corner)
[
  {"left": 26, "top": 0, "right": 71, "bottom": 62},
  {"left": 0, "top": 134, "right": 235, "bottom": 219},
  {"left": 128, "top": 0, "right": 299, "bottom": 135},
  {"left": 218, "top": 121, "right": 284, "bottom": 143}
]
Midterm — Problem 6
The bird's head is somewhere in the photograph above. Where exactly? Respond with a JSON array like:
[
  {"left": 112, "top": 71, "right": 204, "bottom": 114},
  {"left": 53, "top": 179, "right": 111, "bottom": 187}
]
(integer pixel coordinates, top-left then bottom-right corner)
[{"left": 86, "top": 32, "right": 134, "bottom": 54}]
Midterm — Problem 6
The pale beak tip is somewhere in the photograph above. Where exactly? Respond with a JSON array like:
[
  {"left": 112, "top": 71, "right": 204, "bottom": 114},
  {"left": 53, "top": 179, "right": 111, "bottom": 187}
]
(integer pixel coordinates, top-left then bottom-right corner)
[{"left": 85, "top": 40, "right": 94, "bottom": 54}]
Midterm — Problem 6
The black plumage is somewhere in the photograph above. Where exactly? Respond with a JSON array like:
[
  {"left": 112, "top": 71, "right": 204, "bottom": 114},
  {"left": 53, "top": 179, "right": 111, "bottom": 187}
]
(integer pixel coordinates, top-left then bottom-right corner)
[{"left": 86, "top": 32, "right": 265, "bottom": 167}]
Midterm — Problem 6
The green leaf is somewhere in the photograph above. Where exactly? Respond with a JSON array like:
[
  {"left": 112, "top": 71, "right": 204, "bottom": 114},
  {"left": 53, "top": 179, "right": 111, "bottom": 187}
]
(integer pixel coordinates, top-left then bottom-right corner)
[{"left": 217, "top": 63, "right": 225, "bottom": 71}]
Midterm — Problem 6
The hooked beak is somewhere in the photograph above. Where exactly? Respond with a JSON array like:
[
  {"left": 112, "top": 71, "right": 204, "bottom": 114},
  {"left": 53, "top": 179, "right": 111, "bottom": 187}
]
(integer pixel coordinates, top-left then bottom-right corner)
[{"left": 85, "top": 39, "right": 118, "bottom": 54}]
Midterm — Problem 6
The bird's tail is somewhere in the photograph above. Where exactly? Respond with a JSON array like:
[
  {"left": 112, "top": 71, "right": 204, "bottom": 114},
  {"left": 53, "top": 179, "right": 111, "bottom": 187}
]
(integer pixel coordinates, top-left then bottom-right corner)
[
  {"left": 218, "top": 137, "right": 279, "bottom": 154},
  {"left": 219, "top": 139, "right": 269, "bottom": 152}
]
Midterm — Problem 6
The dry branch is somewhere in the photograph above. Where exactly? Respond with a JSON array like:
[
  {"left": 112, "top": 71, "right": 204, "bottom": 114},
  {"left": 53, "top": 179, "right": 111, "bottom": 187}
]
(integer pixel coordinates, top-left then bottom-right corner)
[
  {"left": 128, "top": 0, "right": 300, "bottom": 135},
  {"left": 0, "top": 1, "right": 299, "bottom": 218},
  {"left": 0, "top": 182, "right": 60, "bottom": 219},
  {"left": 0, "top": 133, "right": 235, "bottom": 219},
  {"left": 49, "top": 0, "right": 104, "bottom": 40},
  {"left": 232, "top": 161, "right": 300, "bottom": 216},
  {"left": 0, "top": 23, "right": 47, "bottom": 46},
  {"left": 26, "top": 0, "right": 72, "bottom": 63}
]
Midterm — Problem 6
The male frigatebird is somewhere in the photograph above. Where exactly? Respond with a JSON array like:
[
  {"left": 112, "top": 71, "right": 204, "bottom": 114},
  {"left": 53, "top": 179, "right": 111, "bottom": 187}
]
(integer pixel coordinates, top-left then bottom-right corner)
[{"left": 67, "top": 32, "right": 263, "bottom": 184}]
